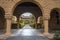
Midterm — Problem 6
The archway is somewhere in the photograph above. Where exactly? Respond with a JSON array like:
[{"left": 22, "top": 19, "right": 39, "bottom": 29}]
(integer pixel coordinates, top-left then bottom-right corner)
[
  {"left": 49, "top": 8, "right": 60, "bottom": 33},
  {"left": 11, "top": 16, "right": 17, "bottom": 29},
  {"left": 20, "top": 12, "right": 35, "bottom": 28},
  {"left": 12, "top": 2, "right": 43, "bottom": 29},
  {"left": 0, "top": 7, "right": 6, "bottom": 34}
]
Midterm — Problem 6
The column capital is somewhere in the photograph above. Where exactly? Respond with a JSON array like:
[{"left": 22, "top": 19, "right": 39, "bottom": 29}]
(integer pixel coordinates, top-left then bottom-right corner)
[
  {"left": 5, "top": 14, "right": 12, "bottom": 19},
  {"left": 43, "top": 16, "right": 50, "bottom": 20},
  {"left": 43, "top": 18, "right": 49, "bottom": 20}
]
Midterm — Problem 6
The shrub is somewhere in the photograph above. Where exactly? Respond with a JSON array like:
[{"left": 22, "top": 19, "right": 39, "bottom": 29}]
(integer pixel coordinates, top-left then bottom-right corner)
[
  {"left": 29, "top": 21, "right": 35, "bottom": 27},
  {"left": 53, "top": 30, "right": 60, "bottom": 40},
  {"left": 19, "top": 20, "right": 25, "bottom": 28}
]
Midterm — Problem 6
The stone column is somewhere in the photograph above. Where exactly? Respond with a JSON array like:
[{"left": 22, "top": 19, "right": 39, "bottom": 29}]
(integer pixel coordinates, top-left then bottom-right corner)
[
  {"left": 17, "top": 17, "right": 20, "bottom": 29},
  {"left": 43, "top": 9, "right": 50, "bottom": 35},
  {"left": 37, "top": 17, "right": 40, "bottom": 29},
  {"left": 35, "top": 18, "right": 37, "bottom": 29},
  {"left": 5, "top": 14, "right": 12, "bottom": 36},
  {"left": 37, "top": 17, "right": 40, "bottom": 23},
  {"left": 43, "top": 18, "right": 49, "bottom": 35}
]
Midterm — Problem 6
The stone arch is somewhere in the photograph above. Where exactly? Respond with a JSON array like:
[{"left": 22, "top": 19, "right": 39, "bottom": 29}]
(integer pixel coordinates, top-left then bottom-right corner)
[
  {"left": 11, "top": 16, "right": 17, "bottom": 29},
  {"left": 13, "top": 2, "right": 42, "bottom": 17},
  {"left": 49, "top": 8, "right": 60, "bottom": 32},
  {"left": 0, "top": 7, "right": 6, "bottom": 34},
  {"left": 11, "top": 1, "right": 43, "bottom": 29},
  {"left": 37, "top": 16, "right": 43, "bottom": 29},
  {"left": 11, "top": 0, "right": 44, "bottom": 16},
  {"left": 12, "top": 16, "right": 17, "bottom": 23}
]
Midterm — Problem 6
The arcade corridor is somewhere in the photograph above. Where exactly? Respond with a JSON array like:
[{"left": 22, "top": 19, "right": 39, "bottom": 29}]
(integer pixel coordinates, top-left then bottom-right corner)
[
  {"left": 0, "top": 0, "right": 60, "bottom": 40},
  {"left": 6, "top": 24, "right": 49, "bottom": 40}
]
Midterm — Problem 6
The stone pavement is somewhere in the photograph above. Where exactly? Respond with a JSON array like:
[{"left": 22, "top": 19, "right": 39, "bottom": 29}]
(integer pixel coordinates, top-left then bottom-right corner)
[
  {"left": 6, "top": 24, "right": 49, "bottom": 40},
  {"left": 6, "top": 36, "right": 49, "bottom": 40},
  {"left": 0, "top": 34, "right": 8, "bottom": 40}
]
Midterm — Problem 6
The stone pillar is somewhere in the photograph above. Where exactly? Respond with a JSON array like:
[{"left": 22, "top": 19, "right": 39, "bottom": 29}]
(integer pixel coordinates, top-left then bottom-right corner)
[
  {"left": 17, "top": 17, "right": 20, "bottom": 29},
  {"left": 37, "top": 17, "right": 40, "bottom": 23},
  {"left": 5, "top": 14, "right": 12, "bottom": 36},
  {"left": 37, "top": 17, "right": 40, "bottom": 29},
  {"left": 43, "top": 18, "right": 50, "bottom": 35},
  {"left": 43, "top": 9, "right": 50, "bottom": 35},
  {"left": 35, "top": 18, "right": 37, "bottom": 29}
]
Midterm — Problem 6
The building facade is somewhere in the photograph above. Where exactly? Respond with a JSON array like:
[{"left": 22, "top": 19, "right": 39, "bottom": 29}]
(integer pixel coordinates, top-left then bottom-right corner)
[{"left": 0, "top": 0, "right": 60, "bottom": 36}]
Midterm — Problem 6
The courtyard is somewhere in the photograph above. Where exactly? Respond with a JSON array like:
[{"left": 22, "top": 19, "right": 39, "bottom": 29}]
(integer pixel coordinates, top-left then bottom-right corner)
[{"left": 0, "top": 0, "right": 60, "bottom": 40}]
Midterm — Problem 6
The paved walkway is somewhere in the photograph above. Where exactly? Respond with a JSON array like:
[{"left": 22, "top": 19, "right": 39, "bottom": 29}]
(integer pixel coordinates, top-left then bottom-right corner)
[{"left": 6, "top": 24, "right": 49, "bottom": 40}]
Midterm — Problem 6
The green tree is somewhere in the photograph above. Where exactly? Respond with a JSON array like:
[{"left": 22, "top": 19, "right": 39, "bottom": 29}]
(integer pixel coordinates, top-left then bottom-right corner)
[{"left": 30, "top": 15, "right": 34, "bottom": 19}]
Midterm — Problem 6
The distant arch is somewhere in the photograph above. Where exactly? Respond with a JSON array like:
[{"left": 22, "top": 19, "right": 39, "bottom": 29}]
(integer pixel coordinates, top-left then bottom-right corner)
[{"left": 0, "top": 7, "right": 6, "bottom": 34}]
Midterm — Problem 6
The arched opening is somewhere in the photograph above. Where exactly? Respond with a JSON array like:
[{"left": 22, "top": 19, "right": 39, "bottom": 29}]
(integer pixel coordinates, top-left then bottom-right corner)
[
  {"left": 12, "top": 16, "right": 17, "bottom": 29},
  {"left": 20, "top": 12, "right": 35, "bottom": 28},
  {"left": 49, "top": 8, "right": 60, "bottom": 33},
  {"left": 12, "top": 2, "right": 43, "bottom": 34},
  {"left": 37, "top": 16, "right": 43, "bottom": 29},
  {"left": 0, "top": 7, "right": 6, "bottom": 34}
]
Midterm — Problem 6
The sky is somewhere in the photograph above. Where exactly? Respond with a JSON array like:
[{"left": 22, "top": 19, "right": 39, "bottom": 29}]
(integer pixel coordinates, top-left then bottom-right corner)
[{"left": 21, "top": 12, "right": 32, "bottom": 17}]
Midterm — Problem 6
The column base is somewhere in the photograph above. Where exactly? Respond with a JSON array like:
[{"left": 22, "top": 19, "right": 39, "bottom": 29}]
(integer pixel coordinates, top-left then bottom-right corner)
[
  {"left": 43, "top": 32, "right": 50, "bottom": 36},
  {"left": 5, "top": 32, "right": 11, "bottom": 36}
]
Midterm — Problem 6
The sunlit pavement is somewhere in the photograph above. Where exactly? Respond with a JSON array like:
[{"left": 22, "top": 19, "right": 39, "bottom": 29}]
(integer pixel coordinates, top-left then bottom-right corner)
[
  {"left": 11, "top": 24, "right": 44, "bottom": 36},
  {"left": 6, "top": 24, "right": 49, "bottom": 40}
]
